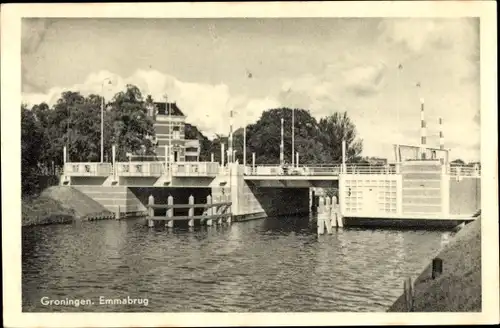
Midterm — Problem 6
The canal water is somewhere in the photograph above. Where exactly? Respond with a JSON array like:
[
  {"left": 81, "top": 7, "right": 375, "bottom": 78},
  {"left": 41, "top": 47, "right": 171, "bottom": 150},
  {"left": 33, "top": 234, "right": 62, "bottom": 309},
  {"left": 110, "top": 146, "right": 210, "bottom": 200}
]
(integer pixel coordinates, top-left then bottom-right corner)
[{"left": 22, "top": 216, "right": 449, "bottom": 312}]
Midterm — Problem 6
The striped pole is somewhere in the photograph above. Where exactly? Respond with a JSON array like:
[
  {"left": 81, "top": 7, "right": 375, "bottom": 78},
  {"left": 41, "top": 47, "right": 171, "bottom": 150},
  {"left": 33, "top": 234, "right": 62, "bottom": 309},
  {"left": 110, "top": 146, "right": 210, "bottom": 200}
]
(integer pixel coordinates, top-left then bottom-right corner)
[
  {"left": 439, "top": 117, "right": 444, "bottom": 150},
  {"left": 420, "top": 98, "right": 426, "bottom": 159}
]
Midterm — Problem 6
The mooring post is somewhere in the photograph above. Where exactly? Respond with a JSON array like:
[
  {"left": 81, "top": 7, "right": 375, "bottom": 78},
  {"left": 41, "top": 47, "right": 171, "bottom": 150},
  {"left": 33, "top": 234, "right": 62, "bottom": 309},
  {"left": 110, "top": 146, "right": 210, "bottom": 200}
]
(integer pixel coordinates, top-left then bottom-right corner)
[
  {"left": 166, "top": 195, "right": 174, "bottom": 228},
  {"left": 325, "top": 196, "right": 333, "bottom": 234},
  {"left": 432, "top": 258, "right": 443, "bottom": 280},
  {"left": 403, "top": 277, "right": 414, "bottom": 312},
  {"left": 147, "top": 194, "right": 155, "bottom": 228},
  {"left": 317, "top": 196, "right": 325, "bottom": 235},
  {"left": 188, "top": 195, "right": 195, "bottom": 227},
  {"left": 330, "top": 196, "right": 338, "bottom": 228},
  {"left": 115, "top": 205, "right": 120, "bottom": 220},
  {"left": 206, "top": 195, "right": 213, "bottom": 226}
]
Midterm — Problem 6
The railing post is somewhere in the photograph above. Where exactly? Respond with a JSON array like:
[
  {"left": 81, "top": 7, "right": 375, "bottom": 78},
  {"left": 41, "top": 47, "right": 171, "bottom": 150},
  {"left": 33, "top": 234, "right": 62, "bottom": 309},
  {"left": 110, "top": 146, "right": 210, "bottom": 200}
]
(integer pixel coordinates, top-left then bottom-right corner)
[
  {"left": 147, "top": 194, "right": 155, "bottom": 228},
  {"left": 188, "top": 195, "right": 194, "bottom": 227},
  {"left": 166, "top": 195, "right": 174, "bottom": 228},
  {"left": 221, "top": 143, "right": 225, "bottom": 167},
  {"left": 112, "top": 145, "right": 116, "bottom": 178},
  {"left": 63, "top": 146, "right": 67, "bottom": 166},
  {"left": 252, "top": 153, "right": 256, "bottom": 174}
]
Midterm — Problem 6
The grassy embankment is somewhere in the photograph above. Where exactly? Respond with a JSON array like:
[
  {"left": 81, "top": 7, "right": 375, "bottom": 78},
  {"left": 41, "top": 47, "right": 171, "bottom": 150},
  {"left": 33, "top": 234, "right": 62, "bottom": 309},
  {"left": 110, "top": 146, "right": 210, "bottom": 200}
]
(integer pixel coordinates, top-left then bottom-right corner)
[
  {"left": 388, "top": 217, "right": 481, "bottom": 312},
  {"left": 22, "top": 186, "right": 114, "bottom": 227}
]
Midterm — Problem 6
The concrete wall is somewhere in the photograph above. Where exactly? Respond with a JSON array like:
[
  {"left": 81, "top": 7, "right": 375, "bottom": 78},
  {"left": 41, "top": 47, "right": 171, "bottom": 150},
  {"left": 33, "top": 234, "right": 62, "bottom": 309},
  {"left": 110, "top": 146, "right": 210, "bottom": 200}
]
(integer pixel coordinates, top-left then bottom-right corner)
[
  {"left": 449, "top": 177, "right": 481, "bottom": 216},
  {"left": 228, "top": 164, "right": 310, "bottom": 221}
]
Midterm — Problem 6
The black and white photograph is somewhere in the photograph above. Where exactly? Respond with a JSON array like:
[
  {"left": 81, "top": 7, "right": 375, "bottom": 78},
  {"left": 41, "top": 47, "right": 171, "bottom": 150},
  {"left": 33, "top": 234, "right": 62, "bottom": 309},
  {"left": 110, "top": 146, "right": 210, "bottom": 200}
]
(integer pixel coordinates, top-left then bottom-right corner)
[{"left": 2, "top": 1, "right": 498, "bottom": 327}]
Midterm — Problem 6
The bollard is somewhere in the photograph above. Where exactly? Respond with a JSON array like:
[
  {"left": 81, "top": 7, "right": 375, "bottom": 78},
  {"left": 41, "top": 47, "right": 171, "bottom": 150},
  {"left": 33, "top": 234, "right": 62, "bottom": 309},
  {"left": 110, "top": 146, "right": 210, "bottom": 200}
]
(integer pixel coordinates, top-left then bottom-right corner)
[
  {"left": 166, "top": 195, "right": 174, "bottom": 228},
  {"left": 206, "top": 195, "right": 213, "bottom": 226},
  {"left": 188, "top": 195, "right": 195, "bottom": 227},
  {"left": 317, "top": 196, "right": 325, "bottom": 235},
  {"left": 403, "top": 277, "right": 414, "bottom": 312},
  {"left": 432, "top": 258, "right": 443, "bottom": 279},
  {"left": 325, "top": 196, "right": 333, "bottom": 234},
  {"left": 147, "top": 194, "right": 155, "bottom": 227}
]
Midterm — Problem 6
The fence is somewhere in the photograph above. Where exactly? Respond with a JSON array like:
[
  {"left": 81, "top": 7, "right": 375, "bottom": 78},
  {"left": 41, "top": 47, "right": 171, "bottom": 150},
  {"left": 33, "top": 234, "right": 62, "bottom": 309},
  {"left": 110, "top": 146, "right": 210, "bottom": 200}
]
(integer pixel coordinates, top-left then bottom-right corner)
[{"left": 146, "top": 194, "right": 232, "bottom": 228}]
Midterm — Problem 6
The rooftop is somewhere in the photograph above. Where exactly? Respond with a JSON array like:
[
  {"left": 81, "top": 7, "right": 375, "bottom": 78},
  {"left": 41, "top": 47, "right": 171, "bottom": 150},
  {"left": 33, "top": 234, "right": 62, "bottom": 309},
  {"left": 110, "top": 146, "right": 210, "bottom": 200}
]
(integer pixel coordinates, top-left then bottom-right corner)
[{"left": 151, "top": 102, "right": 185, "bottom": 117}]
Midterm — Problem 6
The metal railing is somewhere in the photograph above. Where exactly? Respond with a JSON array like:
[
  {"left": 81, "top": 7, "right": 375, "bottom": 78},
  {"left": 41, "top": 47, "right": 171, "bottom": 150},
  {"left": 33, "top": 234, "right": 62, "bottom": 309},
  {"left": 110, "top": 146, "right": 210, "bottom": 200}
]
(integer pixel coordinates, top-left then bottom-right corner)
[
  {"left": 448, "top": 165, "right": 481, "bottom": 177},
  {"left": 114, "top": 162, "right": 165, "bottom": 177},
  {"left": 64, "top": 163, "right": 113, "bottom": 176},
  {"left": 171, "top": 162, "right": 220, "bottom": 177},
  {"left": 245, "top": 164, "right": 397, "bottom": 176},
  {"left": 343, "top": 164, "right": 397, "bottom": 175}
]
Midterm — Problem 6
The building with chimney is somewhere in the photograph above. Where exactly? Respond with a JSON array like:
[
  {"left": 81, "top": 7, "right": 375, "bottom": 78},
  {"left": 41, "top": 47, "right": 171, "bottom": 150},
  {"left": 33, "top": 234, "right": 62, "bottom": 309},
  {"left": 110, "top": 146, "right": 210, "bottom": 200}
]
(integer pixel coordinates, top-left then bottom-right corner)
[{"left": 146, "top": 101, "right": 200, "bottom": 162}]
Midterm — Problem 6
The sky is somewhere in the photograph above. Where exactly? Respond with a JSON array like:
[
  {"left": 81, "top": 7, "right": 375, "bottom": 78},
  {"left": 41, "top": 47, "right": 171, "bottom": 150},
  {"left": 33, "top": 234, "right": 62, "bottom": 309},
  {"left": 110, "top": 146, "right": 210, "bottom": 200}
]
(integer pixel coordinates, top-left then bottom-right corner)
[{"left": 21, "top": 17, "right": 480, "bottom": 162}]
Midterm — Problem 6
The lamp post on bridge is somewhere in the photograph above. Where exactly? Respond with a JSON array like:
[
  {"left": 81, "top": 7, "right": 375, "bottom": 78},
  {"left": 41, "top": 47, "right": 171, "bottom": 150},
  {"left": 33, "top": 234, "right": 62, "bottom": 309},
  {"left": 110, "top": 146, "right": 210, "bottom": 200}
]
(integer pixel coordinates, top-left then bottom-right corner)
[
  {"left": 101, "top": 77, "right": 113, "bottom": 163},
  {"left": 292, "top": 108, "right": 295, "bottom": 167},
  {"left": 280, "top": 117, "right": 284, "bottom": 166}
]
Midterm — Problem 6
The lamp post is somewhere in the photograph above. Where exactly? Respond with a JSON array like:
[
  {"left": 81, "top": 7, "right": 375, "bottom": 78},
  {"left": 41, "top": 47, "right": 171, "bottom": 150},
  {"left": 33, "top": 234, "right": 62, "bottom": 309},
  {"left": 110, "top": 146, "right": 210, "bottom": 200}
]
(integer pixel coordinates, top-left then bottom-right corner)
[
  {"left": 280, "top": 117, "right": 284, "bottom": 166},
  {"left": 101, "top": 78, "right": 112, "bottom": 163},
  {"left": 291, "top": 108, "right": 295, "bottom": 167},
  {"left": 229, "top": 108, "right": 233, "bottom": 164},
  {"left": 243, "top": 124, "right": 246, "bottom": 166}
]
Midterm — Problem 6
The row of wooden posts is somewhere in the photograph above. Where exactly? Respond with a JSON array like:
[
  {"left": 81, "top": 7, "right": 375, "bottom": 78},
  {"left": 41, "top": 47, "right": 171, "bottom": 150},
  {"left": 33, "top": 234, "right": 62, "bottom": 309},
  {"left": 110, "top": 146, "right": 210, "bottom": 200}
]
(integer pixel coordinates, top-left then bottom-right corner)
[
  {"left": 317, "top": 195, "right": 344, "bottom": 235},
  {"left": 146, "top": 194, "right": 232, "bottom": 228}
]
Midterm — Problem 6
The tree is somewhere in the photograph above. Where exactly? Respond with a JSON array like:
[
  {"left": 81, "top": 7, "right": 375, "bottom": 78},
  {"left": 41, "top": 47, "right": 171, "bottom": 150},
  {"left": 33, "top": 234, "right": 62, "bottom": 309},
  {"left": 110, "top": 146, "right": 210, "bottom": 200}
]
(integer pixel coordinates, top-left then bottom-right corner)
[
  {"left": 21, "top": 104, "right": 46, "bottom": 194},
  {"left": 451, "top": 159, "right": 465, "bottom": 166},
  {"left": 106, "top": 85, "right": 156, "bottom": 161},
  {"left": 318, "top": 111, "right": 363, "bottom": 163},
  {"left": 244, "top": 108, "right": 336, "bottom": 165}
]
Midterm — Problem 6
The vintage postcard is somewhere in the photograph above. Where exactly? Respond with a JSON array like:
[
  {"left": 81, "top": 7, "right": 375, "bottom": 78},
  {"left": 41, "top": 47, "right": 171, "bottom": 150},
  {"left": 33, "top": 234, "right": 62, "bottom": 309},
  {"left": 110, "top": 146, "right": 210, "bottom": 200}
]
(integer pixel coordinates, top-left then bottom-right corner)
[{"left": 2, "top": 1, "right": 498, "bottom": 327}]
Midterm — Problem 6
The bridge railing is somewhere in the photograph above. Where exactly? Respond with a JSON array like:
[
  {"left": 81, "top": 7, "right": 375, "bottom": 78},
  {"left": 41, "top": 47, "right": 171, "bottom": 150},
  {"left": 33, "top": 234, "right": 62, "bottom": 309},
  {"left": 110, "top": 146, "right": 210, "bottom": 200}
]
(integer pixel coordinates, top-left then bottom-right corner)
[
  {"left": 448, "top": 165, "right": 481, "bottom": 177},
  {"left": 115, "top": 162, "right": 165, "bottom": 176},
  {"left": 343, "top": 164, "right": 397, "bottom": 174},
  {"left": 64, "top": 163, "right": 113, "bottom": 176},
  {"left": 171, "top": 162, "right": 220, "bottom": 177}
]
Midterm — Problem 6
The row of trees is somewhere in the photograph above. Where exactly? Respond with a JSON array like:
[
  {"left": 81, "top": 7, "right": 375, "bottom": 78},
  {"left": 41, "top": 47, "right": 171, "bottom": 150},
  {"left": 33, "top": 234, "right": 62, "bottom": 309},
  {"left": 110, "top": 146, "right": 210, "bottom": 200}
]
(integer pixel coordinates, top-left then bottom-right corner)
[{"left": 21, "top": 84, "right": 364, "bottom": 195}]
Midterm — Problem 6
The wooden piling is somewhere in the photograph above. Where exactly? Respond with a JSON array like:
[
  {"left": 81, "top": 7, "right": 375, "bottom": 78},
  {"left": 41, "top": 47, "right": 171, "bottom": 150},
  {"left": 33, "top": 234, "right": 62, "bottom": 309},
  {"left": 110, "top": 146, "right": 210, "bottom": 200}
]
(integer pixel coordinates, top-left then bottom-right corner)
[
  {"left": 325, "top": 196, "right": 333, "bottom": 234},
  {"left": 330, "top": 196, "right": 337, "bottom": 228},
  {"left": 147, "top": 194, "right": 155, "bottom": 227},
  {"left": 432, "top": 258, "right": 443, "bottom": 280},
  {"left": 188, "top": 195, "right": 194, "bottom": 227},
  {"left": 166, "top": 195, "right": 174, "bottom": 228},
  {"left": 403, "top": 277, "right": 414, "bottom": 312},
  {"left": 317, "top": 196, "right": 325, "bottom": 235},
  {"left": 206, "top": 195, "right": 213, "bottom": 226},
  {"left": 115, "top": 205, "right": 121, "bottom": 220}
]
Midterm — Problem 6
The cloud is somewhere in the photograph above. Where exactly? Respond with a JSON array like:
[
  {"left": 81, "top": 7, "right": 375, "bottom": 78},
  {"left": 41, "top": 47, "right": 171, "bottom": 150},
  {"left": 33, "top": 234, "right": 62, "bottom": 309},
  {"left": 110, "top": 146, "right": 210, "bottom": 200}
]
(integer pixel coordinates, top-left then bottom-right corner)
[
  {"left": 341, "top": 63, "right": 387, "bottom": 96},
  {"left": 378, "top": 18, "right": 478, "bottom": 55},
  {"left": 22, "top": 18, "right": 55, "bottom": 92},
  {"left": 21, "top": 69, "right": 281, "bottom": 140}
]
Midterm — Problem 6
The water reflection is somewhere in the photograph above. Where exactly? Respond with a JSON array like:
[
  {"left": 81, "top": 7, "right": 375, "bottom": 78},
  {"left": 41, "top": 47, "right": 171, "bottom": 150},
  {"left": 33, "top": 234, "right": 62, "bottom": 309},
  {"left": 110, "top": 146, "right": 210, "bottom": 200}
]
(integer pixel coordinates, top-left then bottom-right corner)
[{"left": 22, "top": 215, "right": 444, "bottom": 312}]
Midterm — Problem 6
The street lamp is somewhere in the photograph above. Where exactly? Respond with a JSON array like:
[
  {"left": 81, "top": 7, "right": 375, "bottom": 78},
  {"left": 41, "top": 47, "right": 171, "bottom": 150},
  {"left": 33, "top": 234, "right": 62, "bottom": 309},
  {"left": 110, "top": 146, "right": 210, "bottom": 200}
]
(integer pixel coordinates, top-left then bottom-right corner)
[
  {"left": 101, "top": 78, "right": 113, "bottom": 163},
  {"left": 292, "top": 108, "right": 295, "bottom": 167},
  {"left": 280, "top": 117, "right": 284, "bottom": 166}
]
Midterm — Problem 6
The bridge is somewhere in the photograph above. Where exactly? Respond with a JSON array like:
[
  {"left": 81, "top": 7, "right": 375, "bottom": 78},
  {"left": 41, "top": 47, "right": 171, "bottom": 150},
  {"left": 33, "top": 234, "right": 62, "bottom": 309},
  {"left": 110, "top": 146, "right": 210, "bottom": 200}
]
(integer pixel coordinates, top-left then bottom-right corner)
[
  {"left": 60, "top": 158, "right": 480, "bottom": 227},
  {"left": 62, "top": 160, "right": 479, "bottom": 180}
]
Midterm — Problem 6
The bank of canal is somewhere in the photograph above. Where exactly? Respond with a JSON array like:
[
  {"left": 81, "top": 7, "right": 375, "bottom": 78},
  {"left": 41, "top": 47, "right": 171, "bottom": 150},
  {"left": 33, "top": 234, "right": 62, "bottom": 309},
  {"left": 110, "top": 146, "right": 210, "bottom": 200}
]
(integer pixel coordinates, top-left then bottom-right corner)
[{"left": 23, "top": 215, "right": 448, "bottom": 312}]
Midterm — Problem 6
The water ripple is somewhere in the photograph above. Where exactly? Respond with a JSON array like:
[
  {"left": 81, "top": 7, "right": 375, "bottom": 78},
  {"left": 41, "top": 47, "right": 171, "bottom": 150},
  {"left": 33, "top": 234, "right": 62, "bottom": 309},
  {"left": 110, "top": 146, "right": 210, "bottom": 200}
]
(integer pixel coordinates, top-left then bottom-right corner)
[{"left": 22, "top": 216, "right": 443, "bottom": 312}]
